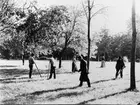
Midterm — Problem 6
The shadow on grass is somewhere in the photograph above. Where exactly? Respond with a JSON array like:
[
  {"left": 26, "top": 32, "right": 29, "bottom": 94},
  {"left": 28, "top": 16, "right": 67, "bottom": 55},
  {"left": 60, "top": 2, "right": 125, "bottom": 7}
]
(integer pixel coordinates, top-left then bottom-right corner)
[
  {"left": 1, "top": 77, "right": 124, "bottom": 104},
  {"left": 0, "top": 68, "right": 29, "bottom": 78},
  {"left": 0, "top": 68, "right": 51, "bottom": 77},
  {"left": 77, "top": 88, "right": 130, "bottom": 104},
  {"left": 0, "top": 73, "right": 116, "bottom": 85},
  {"left": 19, "top": 78, "right": 116, "bottom": 97},
  {"left": 25, "top": 86, "right": 80, "bottom": 96},
  {"left": 46, "top": 87, "right": 95, "bottom": 101},
  {"left": 0, "top": 68, "right": 49, "bottom": 83},
  {"left": 0, "top": 65, "right": 18, "bottom": 68},
  {"left": 2, "top": 86, "right": 80, "bottom": 104},
  {"left": 0, "top": 67, "right": 76, "bottom": 84},
  {"left": 3, "top": 85, "right": 130, "bottom": 104},
  {"left": 48, "top": 91, "right": 83, "bottom": 101},
  {"left": 0, "top": 77, "right": 49, "bottom": 84},
  {"left": 2, "top": 85, "right": 95, "bottom": 104},
  {"left": 96, "top": 67, "right": 105, "bottom": 68},
  {"left": 91, "top": 78, "right": 116, "bottom": 85}
]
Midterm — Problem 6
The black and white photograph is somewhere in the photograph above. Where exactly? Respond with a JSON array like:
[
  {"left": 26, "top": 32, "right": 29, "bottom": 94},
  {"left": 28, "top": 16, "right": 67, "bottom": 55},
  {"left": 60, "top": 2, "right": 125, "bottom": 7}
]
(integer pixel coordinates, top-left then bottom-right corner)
[{"left": 0, "top": 0, "right": 140, "bottom": 104}]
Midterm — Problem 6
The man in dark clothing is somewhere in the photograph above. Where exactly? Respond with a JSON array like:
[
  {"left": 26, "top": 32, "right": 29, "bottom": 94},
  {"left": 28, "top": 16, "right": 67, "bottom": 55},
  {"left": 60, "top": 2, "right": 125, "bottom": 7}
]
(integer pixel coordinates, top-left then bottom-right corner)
[
  {"left": 78, "top": 55, "right": 91, "bottom": 87},
  {"left": 48, "top": 55, "right": 56, "bottom": 79},
  {"left": 100, "top": 56, "right": 105, "bottom": 68},
  {"left": 115, "top": 56, "right": 125, "bottom": 79},
  {"left": 29, "top": 53, "right": 35, "bottom": 78}
]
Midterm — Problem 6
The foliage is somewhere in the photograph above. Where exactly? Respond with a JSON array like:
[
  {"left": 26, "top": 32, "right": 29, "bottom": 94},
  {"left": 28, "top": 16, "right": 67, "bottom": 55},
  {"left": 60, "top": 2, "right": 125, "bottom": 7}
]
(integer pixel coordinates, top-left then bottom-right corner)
[
  {"left": 0, "top": 2, "right": 86, "bottom": 61},
  {"left": 95, "top": 29, "right": 140, "bottom": 61},
  {"left": 37, "top": 5, "right": 86, "bottom": 67},
  {"left": 0, "top": 36, "right": 22, "bottom": 59},
  {"left": 0, "top": 0, "right": 16, "bottom": 40}
]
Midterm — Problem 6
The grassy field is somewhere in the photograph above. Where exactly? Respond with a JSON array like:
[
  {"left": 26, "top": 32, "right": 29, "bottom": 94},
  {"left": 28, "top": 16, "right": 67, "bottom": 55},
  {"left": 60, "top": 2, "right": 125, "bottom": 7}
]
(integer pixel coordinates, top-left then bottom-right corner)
[{"left": 0, "top": 59, "right": 140, "bottom": 104}]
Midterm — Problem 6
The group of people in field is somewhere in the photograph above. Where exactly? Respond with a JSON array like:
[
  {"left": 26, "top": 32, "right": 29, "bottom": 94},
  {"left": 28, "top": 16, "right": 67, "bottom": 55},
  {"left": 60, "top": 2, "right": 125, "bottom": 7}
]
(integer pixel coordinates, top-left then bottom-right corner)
[
  {"left": 29, "top": 54, "right": 56, "bottom": 79},
  {"left": 28, "top": 53, "right": 91, "bottom": 87},
  {"left": 28, "top": 53, "right": 125, "bottom": 88}
]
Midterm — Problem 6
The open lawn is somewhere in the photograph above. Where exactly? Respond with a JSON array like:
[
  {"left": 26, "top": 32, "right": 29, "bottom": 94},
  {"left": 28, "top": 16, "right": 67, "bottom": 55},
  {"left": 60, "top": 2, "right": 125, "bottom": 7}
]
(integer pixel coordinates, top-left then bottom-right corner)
[{"left": 0, "top": 60, "right": 140, "bottom": 104}]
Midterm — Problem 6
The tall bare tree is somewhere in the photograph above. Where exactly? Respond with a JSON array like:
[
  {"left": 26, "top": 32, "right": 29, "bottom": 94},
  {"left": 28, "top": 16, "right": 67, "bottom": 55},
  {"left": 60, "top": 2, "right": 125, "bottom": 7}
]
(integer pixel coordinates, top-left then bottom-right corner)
[
  {"left": 130, "top": 0, "right": 137, "bottom": 90},
  {"left": 82, "top": 0, "right": 107, "bottom": 70},
  {"left": 58, "top": 8, "right": 83, "bottom": 68}
]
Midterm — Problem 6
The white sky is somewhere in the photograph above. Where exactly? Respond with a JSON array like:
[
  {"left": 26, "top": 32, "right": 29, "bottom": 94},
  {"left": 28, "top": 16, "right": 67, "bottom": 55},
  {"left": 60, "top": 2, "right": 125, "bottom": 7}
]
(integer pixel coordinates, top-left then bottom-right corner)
[{"left": 16, "top": 0, "right": 140, "bottom": 34}]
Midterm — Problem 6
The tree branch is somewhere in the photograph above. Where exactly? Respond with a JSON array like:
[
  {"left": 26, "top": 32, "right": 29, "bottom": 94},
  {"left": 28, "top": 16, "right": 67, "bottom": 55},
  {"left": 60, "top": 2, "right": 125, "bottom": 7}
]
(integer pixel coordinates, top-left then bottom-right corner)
[
  {"left": 91, "top": 6, "right": 108, "bottom": 19},
  {"left": 22, "top": 0, "right": 27, "bottom": 12},
  {"left": 82, "top": 2, "right": 88, "bottom": 19},
  {"left": 90, "top": 0, "right": 95, "bottom": 10}
]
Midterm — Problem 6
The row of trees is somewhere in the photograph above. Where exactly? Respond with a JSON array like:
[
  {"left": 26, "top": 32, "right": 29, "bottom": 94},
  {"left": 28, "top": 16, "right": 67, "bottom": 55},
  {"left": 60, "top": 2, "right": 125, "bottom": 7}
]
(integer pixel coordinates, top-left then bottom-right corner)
[
  {"left": 95, "top": 29, "right": 140, "bottom": 62},
  {"left": 0, "top": 0, "right": 91, "bottom": 68},
  {"left": 0, "top": 0, "right": 140, "bottom": 63}
]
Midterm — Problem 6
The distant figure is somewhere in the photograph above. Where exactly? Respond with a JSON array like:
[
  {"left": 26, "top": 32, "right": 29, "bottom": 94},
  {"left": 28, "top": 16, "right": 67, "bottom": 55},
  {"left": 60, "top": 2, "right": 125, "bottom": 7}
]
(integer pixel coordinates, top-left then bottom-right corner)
[
  {"left": 28, "top": 53, "right": 35, "bottom": 78},
  {"left": 123, "top": 56, "right": 128, "bottom": 62},
  {"left": 100, "top": 56, "right": 105, "bottom": 68},
  {"left": 48, "top": 55, "right": 56, "bottom": 79},
  {"left": 78, "top": 55, "right": 91, "bottom": 87},
  {"left": 72, "top": 57, "right": 78, "bottom": 72},
  {"left": 115, "top": 56, "right": 125, "bottom": 79}
]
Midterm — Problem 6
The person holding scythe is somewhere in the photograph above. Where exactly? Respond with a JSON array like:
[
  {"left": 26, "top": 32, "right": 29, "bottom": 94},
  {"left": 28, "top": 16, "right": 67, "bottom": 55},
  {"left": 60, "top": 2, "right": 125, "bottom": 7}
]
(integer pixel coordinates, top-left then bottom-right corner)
[
  {"left": 28, "top": 53, "right": 35, "bottom": 78},
  {"left": 47, "top": 54, "right": 56, "bottom": 79}
]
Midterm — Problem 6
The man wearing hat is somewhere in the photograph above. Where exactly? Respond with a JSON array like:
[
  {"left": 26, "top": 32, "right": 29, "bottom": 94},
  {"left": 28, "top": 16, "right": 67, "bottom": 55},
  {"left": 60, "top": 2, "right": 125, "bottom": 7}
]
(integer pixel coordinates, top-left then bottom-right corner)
[
  {"left": 78, "top": 55, "right": 91, "bottom": 87},
  {"left": 28, "top": 53, "right": 35, "bottom": 78}
]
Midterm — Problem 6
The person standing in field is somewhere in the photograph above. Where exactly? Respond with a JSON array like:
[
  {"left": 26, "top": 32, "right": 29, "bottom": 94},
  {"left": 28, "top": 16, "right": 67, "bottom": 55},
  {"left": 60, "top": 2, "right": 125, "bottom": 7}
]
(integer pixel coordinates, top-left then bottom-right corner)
[
  {"left": 100, "top": 56, "right": 105, "bottom": 68},
  {"left": 48, "top": 54, "right": 56, "bottom": 79},
  {"left": 78, "top": 55, "right": 91, "bottom": 87},
  {"left": 72, "top": 56, "right": 78, "bottom": 72},
  {"left": 28, "top": 53, "right": 35, "bottom": 78},
  {"left": 115, "top": 56, "right": 125, "bottom": 79}
]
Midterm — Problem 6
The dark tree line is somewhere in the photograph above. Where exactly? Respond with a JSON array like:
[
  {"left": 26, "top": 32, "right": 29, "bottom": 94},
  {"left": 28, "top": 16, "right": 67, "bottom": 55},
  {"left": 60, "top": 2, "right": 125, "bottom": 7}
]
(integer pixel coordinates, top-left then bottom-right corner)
[{"left": 95, "top": 29, "right": 140, "bottom": 62}]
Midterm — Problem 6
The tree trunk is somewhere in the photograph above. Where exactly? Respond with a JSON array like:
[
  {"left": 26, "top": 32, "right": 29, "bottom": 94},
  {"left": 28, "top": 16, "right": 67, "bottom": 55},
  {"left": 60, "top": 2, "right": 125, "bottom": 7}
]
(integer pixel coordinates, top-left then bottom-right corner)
[
  {"left": 130, "top": 0, "right": 136, "bottom": 90},
  {"left": 87, "top": 0, "right": 91, "bottom": 71},
  {"left": 22, "top": 41, "right": 25, "bottom": 65},
  {"left": 87, "top": 20, "right": 91, "bottom": 70},
  {"left": 59, "top": 56, "right": 62, "bottom": 68},
  {"left": 22, "top": 53, "right": 25, "bottom": 65},
  {"left": 98, "top": 52, "right": 99, "bottom": 61},
  {"left": 58, "top": 47, "right": 66, "bottom": 68}
]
